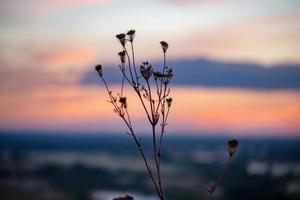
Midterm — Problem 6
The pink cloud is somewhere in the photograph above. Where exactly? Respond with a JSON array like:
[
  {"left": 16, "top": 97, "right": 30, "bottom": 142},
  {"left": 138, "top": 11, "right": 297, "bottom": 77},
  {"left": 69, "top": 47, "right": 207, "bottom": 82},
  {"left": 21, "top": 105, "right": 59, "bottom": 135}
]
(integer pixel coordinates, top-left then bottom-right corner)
[{"left": 33, "top": 46, "right": 96, "bottom": 68}]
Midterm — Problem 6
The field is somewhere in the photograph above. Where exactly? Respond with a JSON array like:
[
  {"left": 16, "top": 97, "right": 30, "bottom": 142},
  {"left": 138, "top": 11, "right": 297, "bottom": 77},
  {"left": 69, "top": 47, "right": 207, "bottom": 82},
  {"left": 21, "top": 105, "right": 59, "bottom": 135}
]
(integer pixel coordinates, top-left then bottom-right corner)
[{"left": 0, "top": 132, "right": 299, "bottom": 200}]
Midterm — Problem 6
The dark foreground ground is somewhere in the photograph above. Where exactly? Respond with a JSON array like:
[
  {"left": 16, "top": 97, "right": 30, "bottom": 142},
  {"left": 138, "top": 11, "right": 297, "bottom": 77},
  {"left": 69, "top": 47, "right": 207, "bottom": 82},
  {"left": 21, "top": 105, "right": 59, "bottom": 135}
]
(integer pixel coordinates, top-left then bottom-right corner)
[{"left": 0, "top": 132, "right": 300, "bottom": 200}]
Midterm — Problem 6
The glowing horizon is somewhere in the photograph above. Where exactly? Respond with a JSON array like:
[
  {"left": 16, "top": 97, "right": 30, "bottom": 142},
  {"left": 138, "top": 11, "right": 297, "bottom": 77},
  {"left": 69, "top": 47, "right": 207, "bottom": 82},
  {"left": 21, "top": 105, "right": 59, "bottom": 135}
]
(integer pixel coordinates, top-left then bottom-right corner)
[{"left": 1, "top": 85, "right": 299, "bottom": 136}]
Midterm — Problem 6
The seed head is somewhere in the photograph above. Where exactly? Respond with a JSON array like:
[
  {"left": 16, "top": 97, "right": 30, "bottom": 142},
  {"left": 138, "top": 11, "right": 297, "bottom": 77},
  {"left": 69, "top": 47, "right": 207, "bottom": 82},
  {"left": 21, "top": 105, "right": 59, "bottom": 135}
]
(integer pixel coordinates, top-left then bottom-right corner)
[
  {"left": 160, "top": 41, "right": 169, "bottom": 53},
  {"left": 116, "top": 33, "right": 126, "bottom": 46},
  {"left": 118, "top": 51, "right": 126, "bottom": 63},
  {"left": 119, "top": 97, "right": 127, "bottom": 108},
  {"left": 166, "top": 97, "right": 172, "bottom": 107},
  {"left": 140, "top": 62, "right": 152, "bottom": 80},
  {"left": 228, "top": 138, "right": 239, "bottom": 157},
  {"left": 127, "top": 29, "right": 136, "bottom": 42},
  {"left": 95, "top": 64, "right": 102, "bottom": 76}
]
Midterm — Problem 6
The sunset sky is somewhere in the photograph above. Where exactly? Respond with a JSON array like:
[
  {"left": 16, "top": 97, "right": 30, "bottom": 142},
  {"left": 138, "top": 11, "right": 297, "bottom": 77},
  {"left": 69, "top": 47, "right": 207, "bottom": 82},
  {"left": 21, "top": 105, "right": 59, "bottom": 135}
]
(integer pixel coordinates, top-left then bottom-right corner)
[{"left": 0, "top": 0, "right": 300, "bottom": 136}]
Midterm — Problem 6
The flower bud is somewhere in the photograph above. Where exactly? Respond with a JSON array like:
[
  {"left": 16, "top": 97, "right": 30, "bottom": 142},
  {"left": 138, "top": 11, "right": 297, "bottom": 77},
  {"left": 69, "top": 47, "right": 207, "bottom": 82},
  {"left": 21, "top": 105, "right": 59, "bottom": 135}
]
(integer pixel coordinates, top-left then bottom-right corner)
[
  {"left": 119, "top": 96, "right": 127, "bottom": 108},
  {"left": 95, "top": 64, "right": 102, "bottom": 76},
  {"left": 140, "top": 62, "right": 152, "bottom": 80},
  {"left": 228, "top": 138, "right": 239, "bottom": 157},
  {"left": 118, "top": 51, "right": 126, "bottom": 63},
  {"left": 166, "top": 97, "right": 172, "bottom": 107},
  {"left": 127, "top": 29, "right": 135, "bottom": 42},
  {"left": 116, "top": 33, "right": 126, "bottom": 46},
  {"left": 160, "top": 41, "right": 169, "bottom": 53}
]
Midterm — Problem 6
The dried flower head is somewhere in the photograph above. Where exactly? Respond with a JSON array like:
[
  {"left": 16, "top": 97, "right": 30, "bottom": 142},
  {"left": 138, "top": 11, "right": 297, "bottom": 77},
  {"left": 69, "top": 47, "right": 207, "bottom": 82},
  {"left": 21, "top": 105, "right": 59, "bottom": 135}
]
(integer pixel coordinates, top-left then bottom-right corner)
[
  {"left": 119, "top": 96, "right": 127, "bottom": 108},
  {"left": 140, "top": 62, "right": 152, "bottom": 80},
  {"left": 166, "top": 97, "right": 172, "bottom": 107},
  {"left": 160, "top": 41, "right": 169, "bottom": 53},
  {"left": 116, "top": 33, "right": 126, "bottom": 46},
  {"left": 118, "top": 51, "right": 126, "bottom": 63},
  {"left": 95, "top": 64, "right": 102, "bottom": 76},
  {"left": 127, "top": 29, "right": 136, "bottom": 42},
  {"left": 228, "top": 138, "right": 239, "bottom": 157}
]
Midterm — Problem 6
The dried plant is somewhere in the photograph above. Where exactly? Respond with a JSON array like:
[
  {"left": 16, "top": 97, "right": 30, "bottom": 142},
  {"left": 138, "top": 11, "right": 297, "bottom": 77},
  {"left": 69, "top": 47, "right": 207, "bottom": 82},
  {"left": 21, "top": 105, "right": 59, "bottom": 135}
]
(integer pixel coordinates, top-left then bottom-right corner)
[{"left": 95, "top": 29, "right": 238, "bottom": 200}]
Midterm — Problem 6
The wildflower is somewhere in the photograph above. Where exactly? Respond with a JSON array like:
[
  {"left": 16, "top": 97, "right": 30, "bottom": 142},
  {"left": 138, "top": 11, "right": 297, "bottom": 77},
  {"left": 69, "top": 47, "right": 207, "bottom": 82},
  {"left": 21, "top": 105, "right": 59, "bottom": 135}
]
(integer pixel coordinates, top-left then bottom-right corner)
[
  {"left": 166, "top": 97, "right": 172, "bottom": 107},
  {"left": 116, "top": 33, "right": 126, "bottom": 46},
  {"left": 118, "top": 51, "right": 126, "bottom": 63},
  {"left": 228, "top": 138, "right": 239, "bottom": 157},
  {"left": 127, "top": 29, "right": 136, "bottom": 42},
  {"left": 140, "top": 62, "right": 152, "bottom": 80},
  {"left": 119, "top": 96, "right": 127, "bottom": 108},
  {"left": 160, "top": 41, "right": 168, "bottom": 53},
  {"left": 95, "top": 64, "right": 102, "bottom": 76}
]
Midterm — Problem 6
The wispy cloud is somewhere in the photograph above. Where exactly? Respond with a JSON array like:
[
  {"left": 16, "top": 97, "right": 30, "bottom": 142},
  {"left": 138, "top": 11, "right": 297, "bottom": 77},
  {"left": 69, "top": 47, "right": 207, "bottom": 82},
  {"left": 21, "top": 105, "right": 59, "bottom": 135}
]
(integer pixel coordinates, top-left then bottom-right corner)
[
  {"left": 0, "top": 66, "right": 75, "bottom": 93},
  {"left": 34, "top": 46, "right": 96, "bottom": 69},
  {"left": 0, "top": 41, "right": 96, "bottom": 71},
  {"left": 0, "top": 0, "right": 113, "bottom": 15},
  {"left": 170, "top": 14, "right": 300, "bottom": 64}
]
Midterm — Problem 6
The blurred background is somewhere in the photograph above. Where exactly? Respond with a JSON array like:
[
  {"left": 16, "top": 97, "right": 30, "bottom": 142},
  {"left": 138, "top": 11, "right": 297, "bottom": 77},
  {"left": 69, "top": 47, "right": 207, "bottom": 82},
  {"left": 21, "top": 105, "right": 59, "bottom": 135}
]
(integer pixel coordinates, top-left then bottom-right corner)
[{"left": 0, "top": 0, "right": 300, "bottom": 199}]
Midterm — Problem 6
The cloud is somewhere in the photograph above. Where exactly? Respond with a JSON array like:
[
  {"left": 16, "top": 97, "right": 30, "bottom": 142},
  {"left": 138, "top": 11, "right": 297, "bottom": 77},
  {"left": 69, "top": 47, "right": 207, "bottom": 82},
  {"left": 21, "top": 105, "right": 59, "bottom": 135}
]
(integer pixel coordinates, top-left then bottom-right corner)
[
  {"left": 1, "top": 41, "right": 96, "bottom": 71},
  {"left": 33, "top": 46, "right": 96, "bottom": 68},
  {"left": 80, "top": 58, "right": 300, "bottom": 89},
  {"left": 159, "top": 0, "right": 226, "bottom": 5},
  {"left": 170, "top": 14, "right": 300, "bottom": 64},
  {"left": 0, "top": 0, "right": 113, "bottom": 15},
  {"left": 0, "top": 66, "right": 75, "bottom": 93}
]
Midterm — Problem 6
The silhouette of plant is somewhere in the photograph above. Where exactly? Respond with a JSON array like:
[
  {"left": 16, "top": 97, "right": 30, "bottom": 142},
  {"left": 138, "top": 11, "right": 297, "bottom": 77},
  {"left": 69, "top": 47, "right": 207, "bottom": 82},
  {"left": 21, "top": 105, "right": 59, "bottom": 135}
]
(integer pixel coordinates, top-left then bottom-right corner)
[{"left": 95, "top": 29, "right": 238, "bottom": 200}]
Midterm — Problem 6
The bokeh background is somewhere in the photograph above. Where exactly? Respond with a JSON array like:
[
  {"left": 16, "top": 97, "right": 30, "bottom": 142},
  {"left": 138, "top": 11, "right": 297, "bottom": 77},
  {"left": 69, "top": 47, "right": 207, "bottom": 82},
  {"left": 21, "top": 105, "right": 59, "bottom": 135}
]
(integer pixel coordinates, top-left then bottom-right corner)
[{"left": 0, "top": 0, "right": 300, "bottom": 199}]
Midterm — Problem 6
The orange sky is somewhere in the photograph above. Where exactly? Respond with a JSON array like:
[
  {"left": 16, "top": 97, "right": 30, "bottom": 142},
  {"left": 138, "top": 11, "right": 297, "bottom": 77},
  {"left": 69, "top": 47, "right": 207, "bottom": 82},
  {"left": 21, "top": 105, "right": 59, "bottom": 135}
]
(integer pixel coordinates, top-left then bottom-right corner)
[{"left": 1, "top": 85, "right": 299, "bottom": 136}]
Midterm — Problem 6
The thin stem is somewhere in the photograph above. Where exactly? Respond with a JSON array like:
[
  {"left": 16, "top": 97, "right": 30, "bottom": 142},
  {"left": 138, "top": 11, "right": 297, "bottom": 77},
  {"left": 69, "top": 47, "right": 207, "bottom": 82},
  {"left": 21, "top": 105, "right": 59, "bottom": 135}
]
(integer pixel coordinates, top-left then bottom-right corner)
[
  {"left": 119, "top": 63, "right": 152, "bottom": 123},
  {"left": 119, "top": 64, "right": 135, "bottom": 88},
  {"left": 121, "top": 64, "right": 125, "bottom": 96},
  {"left": 159, "top": 52, "right": 166, "bottom": 97},
  {"left": 163, "top": 52, "right": 166, "bottom": 74},
  {"left": 121, "top": 113, "right": 162, "bottom": 199},
  {"left": 136, "top": 90, "right": 153, "bottom": 124},
  {"left": 125, "top": 107, "right": 132, "bottom": 128},
  {"left": 152, "top": 124, "right": 165, "bottom": 200},
  {"left": 146, "top": 79, "right": 155, "bottom": 118},
  {"left": 98, "top": 72, "right": 162, "bottom": 199},
  {"left": 158, "top": 106, "right": 170, "bottom": 163},
  {"left": 131, "top": 42, "right": 139, "bottom": 83},
  {"left": 124, "top": 47, "right": 135, "bottom": 84},
  {"left": 146, "top": 77, "right": 164, "bottom": 198},
  {"left": 214, "top": 156, "right": 231, "bottom": 186}
]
